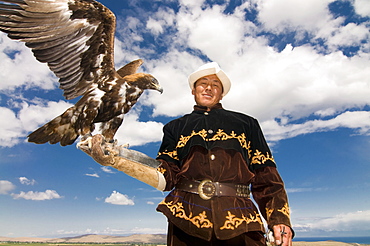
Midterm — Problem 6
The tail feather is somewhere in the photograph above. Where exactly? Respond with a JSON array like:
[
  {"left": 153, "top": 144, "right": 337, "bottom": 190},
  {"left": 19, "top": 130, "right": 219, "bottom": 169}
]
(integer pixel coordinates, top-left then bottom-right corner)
[{"left": 28, "top": 107, "right": 79, "bottom": 146}]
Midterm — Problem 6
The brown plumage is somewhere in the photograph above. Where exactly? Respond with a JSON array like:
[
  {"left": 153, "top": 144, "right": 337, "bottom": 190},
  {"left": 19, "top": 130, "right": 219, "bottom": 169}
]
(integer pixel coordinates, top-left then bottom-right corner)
[{"left": 0, "top": 0, "right": 163, "bottom": 146}]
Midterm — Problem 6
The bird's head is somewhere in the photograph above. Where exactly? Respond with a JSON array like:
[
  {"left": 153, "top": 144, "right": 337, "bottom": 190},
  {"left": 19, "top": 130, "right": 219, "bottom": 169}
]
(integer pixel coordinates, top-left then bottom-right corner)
[{"left": 125, "top": 73, "right": 163, "bottom": 94}]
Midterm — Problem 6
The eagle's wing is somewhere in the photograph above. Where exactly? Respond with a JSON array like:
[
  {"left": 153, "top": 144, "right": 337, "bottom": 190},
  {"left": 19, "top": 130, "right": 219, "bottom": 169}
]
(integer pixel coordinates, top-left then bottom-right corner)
[
  {"left": 0, "top": 0, "right": 117, "bottom": 100},
  {"left": 116, "top": 59, "right": 143, "bottom": 78}
]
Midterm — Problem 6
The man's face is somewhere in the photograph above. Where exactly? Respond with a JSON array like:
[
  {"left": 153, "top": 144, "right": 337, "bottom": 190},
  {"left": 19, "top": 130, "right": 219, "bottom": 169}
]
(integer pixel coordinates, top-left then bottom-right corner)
[{"left": 192, "top": 74, "right": 223, "bottom": 109}]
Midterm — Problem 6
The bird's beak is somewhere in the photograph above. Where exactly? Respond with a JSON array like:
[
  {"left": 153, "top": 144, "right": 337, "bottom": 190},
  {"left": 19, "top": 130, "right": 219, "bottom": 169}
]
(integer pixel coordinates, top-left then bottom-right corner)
[
  {"left": 150, "top": 77, "right": 163, "bottom": 94},
  {"left": 157, "top": 85, "right": 163, "bottom": 94},
  {"left": 153, "top": 83, "right": 163, "bottom": 94}
]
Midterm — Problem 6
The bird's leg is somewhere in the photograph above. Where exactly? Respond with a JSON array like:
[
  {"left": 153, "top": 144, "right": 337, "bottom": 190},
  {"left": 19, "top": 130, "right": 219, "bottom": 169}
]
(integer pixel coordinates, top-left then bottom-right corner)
[
  {"left": 78, "top": 134, "right": 116, "bottom": 165},
  {"left": 102, "top": 138, "right": 120, "bottom": 156}
]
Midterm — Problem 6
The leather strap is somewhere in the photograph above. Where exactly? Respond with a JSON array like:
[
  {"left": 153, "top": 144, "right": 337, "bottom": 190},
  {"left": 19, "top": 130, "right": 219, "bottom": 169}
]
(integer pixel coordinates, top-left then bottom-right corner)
[{"left": 176, "top": 178, "right": 250, "bottom": 200}]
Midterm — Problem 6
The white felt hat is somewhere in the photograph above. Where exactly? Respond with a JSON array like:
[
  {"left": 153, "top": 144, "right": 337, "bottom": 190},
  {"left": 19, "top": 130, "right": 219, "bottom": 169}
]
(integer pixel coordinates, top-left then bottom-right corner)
[{"left": 188, "top": 62, "right": 231, "bottom": 96}]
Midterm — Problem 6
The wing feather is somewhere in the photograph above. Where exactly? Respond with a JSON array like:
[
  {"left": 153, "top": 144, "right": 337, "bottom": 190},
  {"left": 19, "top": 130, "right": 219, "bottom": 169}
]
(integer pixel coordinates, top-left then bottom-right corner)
[
  {"left": 54, "top": 58, "right": 82, "bottom": 78},
  {"left": 0, "top": 0, "right": 117, "bottom": 100},
  {"left": 59, "top": 71, "right": 81, "bottom": 92},
  {"left": 116, "top": 59, "right": 144, "bottom": 78}
]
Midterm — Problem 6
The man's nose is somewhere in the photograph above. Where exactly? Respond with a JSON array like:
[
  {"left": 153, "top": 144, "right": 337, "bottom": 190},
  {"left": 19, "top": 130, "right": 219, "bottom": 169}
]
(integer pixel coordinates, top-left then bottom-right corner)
[{"left": 205, "top": 84, "right": 212, "bottom": 90}]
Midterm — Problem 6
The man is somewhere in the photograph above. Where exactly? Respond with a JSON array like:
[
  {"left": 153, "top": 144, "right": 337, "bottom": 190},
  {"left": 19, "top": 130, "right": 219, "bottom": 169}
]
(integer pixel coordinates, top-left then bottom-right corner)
[{"left": 82, "top": 62, "right": 293, "bottom": 246}]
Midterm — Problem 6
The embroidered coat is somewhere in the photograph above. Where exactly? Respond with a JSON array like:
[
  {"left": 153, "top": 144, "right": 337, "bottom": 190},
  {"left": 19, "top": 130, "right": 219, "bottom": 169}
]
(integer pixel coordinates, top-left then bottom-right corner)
[{"left": 156, "top": 104, "right": 292, "bottom": 241}]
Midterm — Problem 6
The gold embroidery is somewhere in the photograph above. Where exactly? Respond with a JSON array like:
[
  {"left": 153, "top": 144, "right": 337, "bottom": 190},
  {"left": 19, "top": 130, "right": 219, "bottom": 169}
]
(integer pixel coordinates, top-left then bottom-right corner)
[
  {"left": 251, "top": 150, "right": 275, "bottom": 165},
  {"left": 159, "top": 200, "right": 213, "bottom": 228},
  {"left": 177, "top": 130, "right": 208, "bottom": 148},
  {"left": 278, "top": 203, "right": 290, "bottom": 218},
  {"left": 247, "top": 141, "right": 252, "bottom": 159},
  {"left": 157, "top": 167, "right": 166, "bottom": 175},
  {"left": 220, "top": 211, "right": 263, "bottom": 230},
  {"left": 177, "top": 129, "right": 250, "bottom": 151},
  {"left": 208, "top": 130, "right": 250, "bottom": 150},
  {"left": 159, "top": 129, "right": 275, "bottom": 165},
  {"left": 158, "top": 150, "right": 179, "bottom": 160},
  {"left": 266, "top": 208, "right": 274, "bottom": 220}
]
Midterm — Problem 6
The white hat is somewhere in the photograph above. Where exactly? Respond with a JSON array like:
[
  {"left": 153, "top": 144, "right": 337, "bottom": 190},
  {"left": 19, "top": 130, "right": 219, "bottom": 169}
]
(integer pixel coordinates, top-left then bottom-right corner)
[{"left": 188, "top": 62, "right": 231, "bottom": 96}]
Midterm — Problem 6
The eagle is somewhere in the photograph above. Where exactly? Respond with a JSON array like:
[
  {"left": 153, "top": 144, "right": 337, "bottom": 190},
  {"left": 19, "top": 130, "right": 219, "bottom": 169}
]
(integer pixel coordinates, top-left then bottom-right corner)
[{"left": 0, "top": 0, "right": 163, "bottom": 146}]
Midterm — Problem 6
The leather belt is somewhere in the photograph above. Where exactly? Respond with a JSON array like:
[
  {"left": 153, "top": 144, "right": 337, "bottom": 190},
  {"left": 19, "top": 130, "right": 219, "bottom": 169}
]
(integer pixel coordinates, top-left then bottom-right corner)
[{"left": 176, "top": 178, "right": 250, "bottom": 200}]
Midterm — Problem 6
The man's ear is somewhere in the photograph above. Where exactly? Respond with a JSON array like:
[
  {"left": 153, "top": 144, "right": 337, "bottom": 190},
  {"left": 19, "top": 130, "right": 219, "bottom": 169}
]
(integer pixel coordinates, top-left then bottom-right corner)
[{"left": 191, "top": 88, "right": 195, "bottom": 95}]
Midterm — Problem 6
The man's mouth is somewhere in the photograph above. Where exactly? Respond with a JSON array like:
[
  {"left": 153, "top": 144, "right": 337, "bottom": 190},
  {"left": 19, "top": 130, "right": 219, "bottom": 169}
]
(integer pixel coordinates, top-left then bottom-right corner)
[{"left": 202, "top": 94, "right": 213, "bottom": 98}]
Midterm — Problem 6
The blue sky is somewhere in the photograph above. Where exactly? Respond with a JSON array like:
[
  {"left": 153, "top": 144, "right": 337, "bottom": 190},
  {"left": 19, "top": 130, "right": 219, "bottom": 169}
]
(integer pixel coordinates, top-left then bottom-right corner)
[{"left": 1, "top": 0, "right": 370, "bottom": 239}]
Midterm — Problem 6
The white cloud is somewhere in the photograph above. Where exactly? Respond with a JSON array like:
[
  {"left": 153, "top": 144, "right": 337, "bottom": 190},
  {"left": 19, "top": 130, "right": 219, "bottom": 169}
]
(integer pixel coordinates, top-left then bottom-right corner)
[
  {"left": 129, "top": 226, "right": 166, "bottom": 234},
  {"left": 256, "top": 0, "right": 335, "bottom": 33},
  {"left": 145, "top": 50, "right": 199, "bottom": 117},
  {"left": 85, "top": 173, "right": 100, "bottom": 178},
  {"left": 319, "top": 210, "right": 370, "bottom": 230},
  {"left": 143, "top": 2, "right": 370, "bottom": 142},
  {"left": 1, "top": 0, "right": 369, "bottom": 148},
  {"left": 146, "top": 7, "right": 176, "bottom": 37},
  {"left": 0, "top": 32, "right": 57, "bottom": 91},
  {"left": 294, "top": 210, "right": 370, "bottom": 233},
  {"left": 104, "top": 191, "right": 135, "bottom": 205},
  {"left": 146, "top": 17, "right": 164, "bottom": 36},
  {"left": 354, "top": 0, "right": 370, "bottom": 17},
  {"left": 101, "top": 166, "right": 115, "bottom": 174},
  {"left": 11, "top": 190, "right": 62, "bottom": 200},
  {"left": 178, "top": 0, "right": 205, "bottom": 9},
  {"left": 286, "top": 187, "right": 328, "bottom": 193},
  {"left": 261, "top": 111, "right": 370, "bottom": 141},
  {"left": 0, "top": 180, "right": 16, "bottom": 194},
  {"left": 0, "top": 107, "right": 24, "bottom": 147},
  {"left": 19, "top": 177, "right": 36, "bottom": 186},
  {"left": 330, "top": 22, "right": 369, "bottom": 47},
  {"left": 178, "top": 4, "right": 247, "bottom": 60},
  {"left": 54, "top": 226, "right": 166, "bottom": 237},
  {"left": 262, "top": 111, "right": 370, "bottom": 142},
  {"left": 0, "top": 100, "right": 72, "bottom": 147},
  {"left": 18, "top": 100, "right": 73, "bottom": 132},
  {"left": 114, "top": 109, "right": 164, "bottom": 146},
  {"left": 316, "top": 21, "right": 370, "bottom": 51}
]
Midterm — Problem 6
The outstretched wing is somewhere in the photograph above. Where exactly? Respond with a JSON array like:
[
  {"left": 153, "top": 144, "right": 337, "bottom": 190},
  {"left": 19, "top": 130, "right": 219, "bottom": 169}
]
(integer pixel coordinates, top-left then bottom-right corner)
[{"left": 0, "top": 0, "right": 117, "bottom": 100}]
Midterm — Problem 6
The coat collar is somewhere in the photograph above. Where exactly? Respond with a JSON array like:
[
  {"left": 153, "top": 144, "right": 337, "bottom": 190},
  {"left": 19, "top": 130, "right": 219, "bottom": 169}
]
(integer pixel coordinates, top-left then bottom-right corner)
[{"left": 193, "top": 103, "right": 223, "bottom": 112}]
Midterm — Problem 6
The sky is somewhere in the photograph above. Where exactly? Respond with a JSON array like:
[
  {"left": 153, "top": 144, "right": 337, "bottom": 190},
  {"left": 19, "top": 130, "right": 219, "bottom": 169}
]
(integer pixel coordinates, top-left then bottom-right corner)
[{"left": 0, "top": 0, "right": 370, "bottom": 239}]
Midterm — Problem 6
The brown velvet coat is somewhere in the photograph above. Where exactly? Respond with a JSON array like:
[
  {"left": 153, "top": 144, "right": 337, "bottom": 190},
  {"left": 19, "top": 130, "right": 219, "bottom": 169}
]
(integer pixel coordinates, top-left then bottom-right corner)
[{"left": 156, "top": 104, "right": 292, "bottom": 241}]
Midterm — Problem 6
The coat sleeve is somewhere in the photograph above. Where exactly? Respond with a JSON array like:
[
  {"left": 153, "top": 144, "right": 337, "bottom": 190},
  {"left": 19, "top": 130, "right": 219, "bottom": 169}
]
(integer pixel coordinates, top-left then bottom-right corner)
[
  {"left": 247, "top": 118, "right": 293, "bottom": 234},
  {"left": 156, "top": 121, "right": 182, "bottom": 191},
  {"left": 251, "top": 166, "right": 293, "bottom": 231}
]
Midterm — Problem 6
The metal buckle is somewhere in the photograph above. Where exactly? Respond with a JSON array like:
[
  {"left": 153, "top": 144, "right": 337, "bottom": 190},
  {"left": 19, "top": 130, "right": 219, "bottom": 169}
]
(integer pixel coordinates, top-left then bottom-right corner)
[
  {"left": 236, "top": 184, "right": 250, "bottom": 198},
  {"left": 198, "top": 179, "right": 216, "bottom": 200}
]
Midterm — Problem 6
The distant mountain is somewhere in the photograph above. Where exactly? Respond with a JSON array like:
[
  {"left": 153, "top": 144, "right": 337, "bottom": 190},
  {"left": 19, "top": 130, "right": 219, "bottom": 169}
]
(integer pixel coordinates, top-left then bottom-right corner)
[{"left": 0, "top": 234, "right": 167, "bottom": 244}]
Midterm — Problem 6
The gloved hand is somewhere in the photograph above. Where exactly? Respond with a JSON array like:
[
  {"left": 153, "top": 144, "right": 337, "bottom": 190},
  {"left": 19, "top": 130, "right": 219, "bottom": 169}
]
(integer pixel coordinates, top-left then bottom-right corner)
[{"left": 78, "top": 134, "right": 165, "bottom": 190}]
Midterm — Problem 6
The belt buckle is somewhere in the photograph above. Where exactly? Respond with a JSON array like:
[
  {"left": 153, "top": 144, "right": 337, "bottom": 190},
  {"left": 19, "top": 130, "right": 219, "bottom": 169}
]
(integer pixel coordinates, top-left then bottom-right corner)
[{"left": 198, "top": 179, "right": 216, "bottom": 200}]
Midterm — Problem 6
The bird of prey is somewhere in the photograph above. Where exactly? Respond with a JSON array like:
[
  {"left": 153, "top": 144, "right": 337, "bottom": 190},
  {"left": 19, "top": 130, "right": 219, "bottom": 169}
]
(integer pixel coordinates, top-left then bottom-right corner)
[{"left": 0, "top": 0, "right": 163, "bottom": 146}]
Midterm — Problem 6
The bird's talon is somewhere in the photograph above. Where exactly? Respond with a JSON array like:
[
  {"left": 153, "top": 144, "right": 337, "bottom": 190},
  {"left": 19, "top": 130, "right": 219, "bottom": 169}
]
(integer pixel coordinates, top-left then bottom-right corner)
[{"left": 76, "top": 136, "right": 93, "bottom": 150}]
